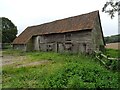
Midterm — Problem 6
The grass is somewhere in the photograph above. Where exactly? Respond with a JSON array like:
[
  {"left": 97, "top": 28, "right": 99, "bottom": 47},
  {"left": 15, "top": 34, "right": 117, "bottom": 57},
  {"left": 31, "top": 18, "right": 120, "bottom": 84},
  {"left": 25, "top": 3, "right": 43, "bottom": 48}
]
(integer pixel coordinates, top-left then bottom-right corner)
[
  {"left": 2, "top": 49, "right": 26, "bottom": 56},
  {"left": 2, "top": 49, "right": 119, "bottom": 88},
  {"left": 101, "top": 49, "right": 120, "bottom": 71},
  {"left": 103, "top": 48, "right": 120, "bottom": 58}
]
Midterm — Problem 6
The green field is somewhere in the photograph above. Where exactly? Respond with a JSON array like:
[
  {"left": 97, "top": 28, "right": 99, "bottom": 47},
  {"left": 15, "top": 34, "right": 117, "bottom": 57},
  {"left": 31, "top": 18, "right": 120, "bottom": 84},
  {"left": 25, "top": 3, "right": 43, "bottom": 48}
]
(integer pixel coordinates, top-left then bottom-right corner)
[
  {"left": 2, "top": 49, "right": 119, "bottom": 88},
  {"left": 103, "top": 48, "right": 120, "bottom": 58}
]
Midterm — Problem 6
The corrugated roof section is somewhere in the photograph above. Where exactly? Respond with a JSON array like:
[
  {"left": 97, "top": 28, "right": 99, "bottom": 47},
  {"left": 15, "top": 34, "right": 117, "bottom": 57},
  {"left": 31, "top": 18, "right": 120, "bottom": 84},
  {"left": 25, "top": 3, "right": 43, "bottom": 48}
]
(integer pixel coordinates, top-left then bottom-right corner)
[{"left": 12, "top": 10, "right": 99, "bottom": 44}]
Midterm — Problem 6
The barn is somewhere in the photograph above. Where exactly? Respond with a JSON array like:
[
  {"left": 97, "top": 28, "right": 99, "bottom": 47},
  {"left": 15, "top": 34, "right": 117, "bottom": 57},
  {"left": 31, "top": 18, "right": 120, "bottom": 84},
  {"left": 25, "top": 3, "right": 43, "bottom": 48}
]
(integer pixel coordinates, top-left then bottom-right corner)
[{"left": 12, "top": 10, "right": 105, "bottom": 54}]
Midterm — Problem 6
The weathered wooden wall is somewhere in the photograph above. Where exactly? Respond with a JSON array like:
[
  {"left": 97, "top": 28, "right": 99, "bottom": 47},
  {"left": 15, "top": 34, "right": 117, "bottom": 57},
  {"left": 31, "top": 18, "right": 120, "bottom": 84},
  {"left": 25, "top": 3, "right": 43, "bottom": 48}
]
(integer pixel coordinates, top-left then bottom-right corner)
[
  {"left": 13, "top": 44, "right": 26, "bottom": 51},
  {"left": 91, "top": 16, "right": 104, "bottom": 51},
  {"left": 26, "top": 38, "right": 34, "bottom": 51},
  {"left": 33, "top": 36, "right": 40, "bottom": 50},
  {"left": 33, "top": 30, "right": 94, "bottom": 54}
]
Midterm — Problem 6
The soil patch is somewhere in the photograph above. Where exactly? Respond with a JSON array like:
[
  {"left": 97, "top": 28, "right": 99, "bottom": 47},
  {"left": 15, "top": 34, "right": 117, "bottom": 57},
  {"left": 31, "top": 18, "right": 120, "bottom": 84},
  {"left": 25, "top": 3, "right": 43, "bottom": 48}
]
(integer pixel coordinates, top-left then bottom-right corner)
[
  {"left": 105, "top": 42, "right": 119, "bottom": 49},
  {"left": 2, "top": 55, "right": 26, "bottom": 66},
  {"left": 16, "top": 60, "right": 49, "bottom": 68}
]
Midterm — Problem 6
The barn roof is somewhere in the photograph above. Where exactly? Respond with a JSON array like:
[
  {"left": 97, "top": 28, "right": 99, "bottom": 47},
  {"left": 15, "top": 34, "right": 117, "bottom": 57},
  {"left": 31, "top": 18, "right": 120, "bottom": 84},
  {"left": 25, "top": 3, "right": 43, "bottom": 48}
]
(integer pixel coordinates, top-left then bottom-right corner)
[{"left": 12, "top": 10, "right": 100, "bottom": 44}]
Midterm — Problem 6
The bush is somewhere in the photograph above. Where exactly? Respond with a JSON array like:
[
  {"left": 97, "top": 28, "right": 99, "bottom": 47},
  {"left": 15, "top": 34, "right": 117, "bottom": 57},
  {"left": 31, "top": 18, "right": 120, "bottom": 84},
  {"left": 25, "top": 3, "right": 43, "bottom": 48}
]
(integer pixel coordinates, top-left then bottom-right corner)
[
  {"left": 41, "top": 62, "right": 118, "bottom": 88},
  {"left": 101, "top": 49, "right": 120, "bottom": 71},
  {"left": 2, "top": 43, "right": 12, "bottom": 49}
]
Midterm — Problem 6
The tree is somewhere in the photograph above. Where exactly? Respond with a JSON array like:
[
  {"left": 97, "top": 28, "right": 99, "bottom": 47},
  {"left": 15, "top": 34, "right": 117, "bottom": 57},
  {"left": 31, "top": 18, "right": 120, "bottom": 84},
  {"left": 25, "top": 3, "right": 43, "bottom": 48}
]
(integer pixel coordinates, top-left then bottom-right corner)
[
  {"left": 1, "top": 17, "right": 17, "bottom": 43},
  {"left": 104, "top": 34, "right": 120, "bottom": 43},
  {"left": 102, "top": 0, "right": 119, "bottom": 19}
]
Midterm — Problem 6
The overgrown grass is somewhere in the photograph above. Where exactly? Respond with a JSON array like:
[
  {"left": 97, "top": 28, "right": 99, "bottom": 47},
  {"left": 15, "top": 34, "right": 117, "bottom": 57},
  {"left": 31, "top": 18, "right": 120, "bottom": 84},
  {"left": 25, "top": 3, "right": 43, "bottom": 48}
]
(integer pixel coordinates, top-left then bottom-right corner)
[
  {"left": 2, "top": 49, "right": 26, "bottom": 56},
  {"left": 2, "top": 49, "right": 119, "bottom": 88},
  {"left": 104, "top": 48, "right": 120, "bottom": 58},
  {"left": 102, "top": 49, "right": 120, "bottom": 71}
]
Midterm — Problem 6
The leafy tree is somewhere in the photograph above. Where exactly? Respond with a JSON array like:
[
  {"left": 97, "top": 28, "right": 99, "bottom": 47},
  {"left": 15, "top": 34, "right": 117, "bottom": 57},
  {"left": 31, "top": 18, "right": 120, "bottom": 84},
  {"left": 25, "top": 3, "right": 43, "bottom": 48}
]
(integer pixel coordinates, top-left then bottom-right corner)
[
  {"left": 102, "top": 0, "right": 119, "bottom": 19},
  {"left": 104, "top": 34, "right": 120, "bottom": 43},
  {"left": 1, "top": 17, "right": 17, "bottom": 43}
]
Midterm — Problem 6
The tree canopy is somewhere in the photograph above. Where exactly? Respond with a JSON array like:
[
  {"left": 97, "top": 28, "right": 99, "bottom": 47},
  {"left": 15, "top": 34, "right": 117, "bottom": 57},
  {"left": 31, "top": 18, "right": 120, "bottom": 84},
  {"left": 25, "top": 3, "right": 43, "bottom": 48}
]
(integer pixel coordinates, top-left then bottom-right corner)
[
  {"left": 102, "top": 0, "right": 119, "bottom": 19},
  {"left": 104, "top": 34, "right": 120, "bottom": 44},
  {"left": 1, "top": 17, "right": 17, "bottom": 43}
]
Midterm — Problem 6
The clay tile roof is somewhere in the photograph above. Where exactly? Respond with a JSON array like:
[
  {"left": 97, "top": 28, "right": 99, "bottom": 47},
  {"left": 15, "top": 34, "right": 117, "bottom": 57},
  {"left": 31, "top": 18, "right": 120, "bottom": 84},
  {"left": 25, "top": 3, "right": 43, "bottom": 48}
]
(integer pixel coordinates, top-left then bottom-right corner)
[{"left": 12, "top": 10, "right": 99, "bottom": 44}]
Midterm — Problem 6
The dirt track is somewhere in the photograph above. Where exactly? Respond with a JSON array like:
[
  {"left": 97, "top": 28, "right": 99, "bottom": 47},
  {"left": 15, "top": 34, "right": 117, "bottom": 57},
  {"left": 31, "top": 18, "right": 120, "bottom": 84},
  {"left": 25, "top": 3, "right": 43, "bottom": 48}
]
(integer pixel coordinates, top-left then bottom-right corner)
[
  {"left": 2, "top": 55, "right": 26, "bottom": 66},
  {"left": 1, "top": 55, "right": 50, "bottom": 68},
  {"left": 16, "top": 60, "right": 49, "bottom": 68},
  {"left": 105, "top": 42, "right": 119, "bottom": 49}
]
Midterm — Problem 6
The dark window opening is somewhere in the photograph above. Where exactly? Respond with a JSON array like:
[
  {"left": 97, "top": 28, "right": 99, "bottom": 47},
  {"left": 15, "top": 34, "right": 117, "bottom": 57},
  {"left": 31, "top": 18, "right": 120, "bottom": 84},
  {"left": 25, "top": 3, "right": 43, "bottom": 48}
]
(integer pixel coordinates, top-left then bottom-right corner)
[
  {"left": 64, "top": 43, "right": 73, "bottom": 51},
  {"left": 83, "top": 43, "right": 86, "bottom": 48},
  {"left": 99, "top": 45, "right": 104, "bottom": 51},
  {"left": 67, "top": 47, "right": 72, "bottom": 51},
  {"left": 65, "top": 33, "right": 72, "bottom": 41},
  {"left": 47, "top": 44, "right": 53, "bottom": 51},
  {"left": 83, "top": 43, "right": 86, "bottom": 52}
]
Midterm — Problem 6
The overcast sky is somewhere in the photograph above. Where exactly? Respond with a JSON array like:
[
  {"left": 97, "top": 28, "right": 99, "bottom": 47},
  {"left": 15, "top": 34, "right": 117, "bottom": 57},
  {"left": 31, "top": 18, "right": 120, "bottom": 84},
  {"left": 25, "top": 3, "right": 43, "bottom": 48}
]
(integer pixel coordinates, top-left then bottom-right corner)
[{"left": 0, "top": 0, "right": 118, "bottom": 36}]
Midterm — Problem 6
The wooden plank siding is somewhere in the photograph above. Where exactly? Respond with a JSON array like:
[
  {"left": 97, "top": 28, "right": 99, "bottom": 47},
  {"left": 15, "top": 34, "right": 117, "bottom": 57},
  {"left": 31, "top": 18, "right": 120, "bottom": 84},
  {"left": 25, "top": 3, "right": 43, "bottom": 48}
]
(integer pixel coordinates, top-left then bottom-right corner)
[
  {"left": 32, "top": 30, "right": 93, "bottom": 54},
  {"left": 13, "top": 44, "right": 26, "bottom": 51},
  {"left": 91, "top": 14, "right": 105, "bottom": 51},
  {"left": 12, "top": 11, "right": 105, "bottom": 54}
]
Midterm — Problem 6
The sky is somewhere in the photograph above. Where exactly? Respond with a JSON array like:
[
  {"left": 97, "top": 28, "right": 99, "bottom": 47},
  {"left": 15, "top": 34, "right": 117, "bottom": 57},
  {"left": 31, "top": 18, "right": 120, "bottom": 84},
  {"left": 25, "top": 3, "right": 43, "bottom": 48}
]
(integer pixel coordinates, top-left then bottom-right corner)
[{"left": 0, "top": 0, "right": 118, "bottom": 37}]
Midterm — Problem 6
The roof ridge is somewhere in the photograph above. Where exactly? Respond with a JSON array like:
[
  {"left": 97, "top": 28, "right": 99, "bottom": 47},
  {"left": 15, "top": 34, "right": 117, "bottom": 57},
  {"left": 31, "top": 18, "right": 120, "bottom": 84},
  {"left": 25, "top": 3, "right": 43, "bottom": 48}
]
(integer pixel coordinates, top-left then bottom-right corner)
[
  {"left": 28, "top": 10, "right": 99, "bottom": 28},
  {"left": 12, "top": 10, "right": 99, "bottom": 44}
]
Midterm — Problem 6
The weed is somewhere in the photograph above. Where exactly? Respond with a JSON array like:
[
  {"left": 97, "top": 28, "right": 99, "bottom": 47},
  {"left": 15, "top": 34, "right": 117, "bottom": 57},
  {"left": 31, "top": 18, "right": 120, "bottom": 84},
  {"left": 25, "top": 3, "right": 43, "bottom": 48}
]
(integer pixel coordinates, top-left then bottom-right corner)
[{"left": 2, "top": 49, "right": 119, "bottom": 88}]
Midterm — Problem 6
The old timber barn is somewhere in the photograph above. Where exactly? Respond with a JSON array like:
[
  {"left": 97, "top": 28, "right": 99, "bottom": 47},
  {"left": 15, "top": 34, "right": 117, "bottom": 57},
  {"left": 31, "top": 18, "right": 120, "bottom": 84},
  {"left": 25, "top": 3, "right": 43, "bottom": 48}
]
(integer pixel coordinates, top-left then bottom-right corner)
[{"left": 12, "top": 10, "right": 105, "bottom": 54}]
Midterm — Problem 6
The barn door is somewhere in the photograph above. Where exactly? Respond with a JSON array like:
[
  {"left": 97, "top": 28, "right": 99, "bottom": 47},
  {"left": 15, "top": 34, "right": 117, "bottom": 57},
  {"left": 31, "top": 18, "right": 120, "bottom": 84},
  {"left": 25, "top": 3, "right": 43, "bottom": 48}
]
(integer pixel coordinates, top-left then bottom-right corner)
[
  {"left": 58, "top": 43, "right": 64, "bottom": 53},
  {"left": 83, "top": 43, "right": 86, "bottom": 53},
  {"left": 79, "top": 43, "right": 86, "bottom": 53}
]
